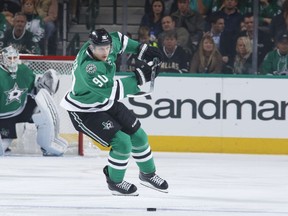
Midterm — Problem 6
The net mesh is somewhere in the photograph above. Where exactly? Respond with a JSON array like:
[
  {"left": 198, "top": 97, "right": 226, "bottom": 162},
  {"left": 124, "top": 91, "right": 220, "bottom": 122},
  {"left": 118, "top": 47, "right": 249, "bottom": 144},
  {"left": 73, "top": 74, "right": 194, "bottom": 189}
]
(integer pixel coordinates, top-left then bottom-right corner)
[{"left": 21, "top": 57, "right": 74, "bottom": 75}]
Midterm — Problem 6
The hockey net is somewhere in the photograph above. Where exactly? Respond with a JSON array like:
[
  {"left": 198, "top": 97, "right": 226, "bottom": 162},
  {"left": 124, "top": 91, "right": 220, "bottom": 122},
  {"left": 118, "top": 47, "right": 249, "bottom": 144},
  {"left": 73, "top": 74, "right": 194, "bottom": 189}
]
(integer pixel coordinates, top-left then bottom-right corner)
[{"left": 11, "top": 55, "right": 100, "bottom": 156}]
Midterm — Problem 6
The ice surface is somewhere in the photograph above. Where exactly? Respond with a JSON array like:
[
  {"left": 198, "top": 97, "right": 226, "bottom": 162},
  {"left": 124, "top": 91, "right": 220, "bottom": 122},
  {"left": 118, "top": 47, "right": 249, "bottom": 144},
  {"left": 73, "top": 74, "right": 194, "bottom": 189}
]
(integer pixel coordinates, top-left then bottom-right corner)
[{"left": 0, "top": 152, "right": 288, "bottom": 216}]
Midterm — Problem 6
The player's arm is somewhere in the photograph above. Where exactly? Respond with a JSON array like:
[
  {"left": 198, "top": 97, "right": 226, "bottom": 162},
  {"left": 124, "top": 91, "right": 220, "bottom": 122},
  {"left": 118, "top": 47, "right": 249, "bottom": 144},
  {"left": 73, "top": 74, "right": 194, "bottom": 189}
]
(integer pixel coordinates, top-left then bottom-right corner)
[{"left": 113, "top": 31, "right": 163, "bottom": 63}]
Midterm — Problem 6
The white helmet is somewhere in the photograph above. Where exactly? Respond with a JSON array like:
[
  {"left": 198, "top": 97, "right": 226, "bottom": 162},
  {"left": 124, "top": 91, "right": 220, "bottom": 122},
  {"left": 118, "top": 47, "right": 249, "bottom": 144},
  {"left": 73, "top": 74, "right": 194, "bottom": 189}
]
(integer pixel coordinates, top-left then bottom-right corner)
[{"left": 1, "top": 46, "right": 20, "bottom": 73}]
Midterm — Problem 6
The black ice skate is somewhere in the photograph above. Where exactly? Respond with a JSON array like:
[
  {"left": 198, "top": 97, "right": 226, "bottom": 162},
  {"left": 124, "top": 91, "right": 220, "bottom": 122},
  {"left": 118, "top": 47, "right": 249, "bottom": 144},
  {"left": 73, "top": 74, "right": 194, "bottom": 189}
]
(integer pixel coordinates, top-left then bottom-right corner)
[
  {"left": 139, "top": 171, "right": 168, "bottom": 193},
  {"left": 103, "top": 166, "right": 139, "bottom": 196}
]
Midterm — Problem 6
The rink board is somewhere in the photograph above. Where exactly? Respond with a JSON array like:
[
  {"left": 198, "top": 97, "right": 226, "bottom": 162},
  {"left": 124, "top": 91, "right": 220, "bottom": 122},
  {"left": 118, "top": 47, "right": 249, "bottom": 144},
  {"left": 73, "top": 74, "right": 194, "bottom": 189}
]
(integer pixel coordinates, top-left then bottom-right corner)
[{"left": 59, "top": 74, "right": 288, "bottom": 154}]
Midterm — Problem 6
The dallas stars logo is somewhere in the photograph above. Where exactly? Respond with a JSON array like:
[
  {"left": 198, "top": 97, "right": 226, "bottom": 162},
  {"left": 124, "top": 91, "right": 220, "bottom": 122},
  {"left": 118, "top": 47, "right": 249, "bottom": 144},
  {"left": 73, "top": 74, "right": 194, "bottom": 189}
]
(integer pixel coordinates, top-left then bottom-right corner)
[
  {"left": 102, "top": 120, "right": 114, "bottom": 130},
  {"left": 5, "top": 83, "right": 28, "bottom": 105}
]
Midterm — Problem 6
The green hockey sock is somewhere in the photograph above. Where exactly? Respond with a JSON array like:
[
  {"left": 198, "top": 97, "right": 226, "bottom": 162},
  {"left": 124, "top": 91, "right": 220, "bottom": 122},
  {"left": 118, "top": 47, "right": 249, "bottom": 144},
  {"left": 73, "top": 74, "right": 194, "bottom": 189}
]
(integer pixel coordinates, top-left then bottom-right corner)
[
  {"left": 130, "top": 128, "right": 155, "bottom": 174},
  {"left": 108, "top": 130, "right": 132, "bottom": 183}
]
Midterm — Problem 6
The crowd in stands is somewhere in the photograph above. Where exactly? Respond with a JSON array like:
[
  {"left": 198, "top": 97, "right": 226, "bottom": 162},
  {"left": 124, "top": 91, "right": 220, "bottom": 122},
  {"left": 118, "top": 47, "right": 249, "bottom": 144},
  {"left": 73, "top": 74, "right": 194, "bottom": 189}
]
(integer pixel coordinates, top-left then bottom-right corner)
[
  {"left": 0, "top": 0, "right": 94, "bottom": 56},
  {"left": 1, "top": 0, "right": 288, "bottom": 75},
  {"left": 0, "top": 0, "right": 59, "bottom": 55},
  {"left": 124, "top": 0, "right": 288, "bottom": 75}
]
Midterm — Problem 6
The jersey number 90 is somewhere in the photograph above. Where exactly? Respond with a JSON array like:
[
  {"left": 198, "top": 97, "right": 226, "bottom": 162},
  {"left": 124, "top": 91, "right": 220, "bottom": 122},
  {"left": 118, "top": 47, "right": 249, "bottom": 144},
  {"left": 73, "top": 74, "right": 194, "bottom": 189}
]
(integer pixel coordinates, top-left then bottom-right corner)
[{"left": 93, "top": 75, "right": 108, "bottom": 87}]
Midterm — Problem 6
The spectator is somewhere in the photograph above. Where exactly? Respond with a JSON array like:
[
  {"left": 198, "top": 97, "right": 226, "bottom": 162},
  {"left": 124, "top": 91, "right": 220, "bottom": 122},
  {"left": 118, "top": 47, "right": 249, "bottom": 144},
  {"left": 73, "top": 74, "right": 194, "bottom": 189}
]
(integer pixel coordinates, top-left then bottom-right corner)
[
  {"left": 144, "top": 0, "right": 177, "bottom": 16},
  {"left": 206, "top": 13, "right": 234, "bottom": 66},
  {"left": 0, "top": 0, "right": 22, "bottom": 15},
  {"left": 237, "top": 0, "right": 253, "bottom": 15},
  {"left": 209, "top": 0, "right": 223, "bottom": 14},
  {"left": 259, "top": 0, "right": 281, "bottom": 30},
  {"left": 189, "top": 0, "right": 214, "bottom": 16},
  {"left": 138, "top": 26, "right": 158, "bottom": 47},
  {"left": 209, "top": 0, "right": 243, "bottom": 51},
  {"left": 159, "top": 29, "right": 190, "bottom": 73},
  {"left": 238, "top": 0, "right": 281, "bottom": 32},
  {"left": 140, "top": 0, "right": 165, "bottom": 39},
  {"left": 171, "top": 0, "right": 205, "bottom": 50},
  {"left": 0, "top": 12, "right": 41, "bottom": 54},
  {"left": 158, "top": 15, "right": 192, "bottom": 57},
  {"left": 189, "top": 33, "right": 223, "bottom": 73},
  {"left": 230, "top": 36, "right": 253, "bottom": 74},
  {"left": 1, "top": 0, "right": 22, "bottom": 27},
  {"left": 270, "top": 0, "right": 288, "bottom": 43},
  {"left": 260, "top": 32, "right": 288, "bottom": 75},
  {"left": 0, "top": 13, "right": 7, "bottom": 40},
  {"left": 238, "top": 13, "right": 274, "bottom": 66},
  {"left": 22, "top": 0, "right": 45, "bottom": 54},
  {"left": 36, "top": 0, "right": 58, "bottom": 55},
  {"left": 1, "top": 11, "right": 13, "bottom": 29}
]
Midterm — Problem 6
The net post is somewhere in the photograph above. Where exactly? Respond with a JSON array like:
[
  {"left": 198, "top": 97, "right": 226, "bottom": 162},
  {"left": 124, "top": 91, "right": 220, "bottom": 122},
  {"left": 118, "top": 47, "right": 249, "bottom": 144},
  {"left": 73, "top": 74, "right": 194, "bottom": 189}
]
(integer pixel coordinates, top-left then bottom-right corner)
[{"left": 78, "top": 132, "right": 84, "bottom": 156}]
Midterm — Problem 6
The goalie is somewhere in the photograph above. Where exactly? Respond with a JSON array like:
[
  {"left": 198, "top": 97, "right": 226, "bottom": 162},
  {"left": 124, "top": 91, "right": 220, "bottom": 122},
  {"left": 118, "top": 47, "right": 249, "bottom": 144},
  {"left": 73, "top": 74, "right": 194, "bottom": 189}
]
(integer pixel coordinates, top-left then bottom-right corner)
[
  {"left": 0, "top": 46, "right": 68, "bottom": 156},
  {"left": 60, "top": 28, "right": 168, "bottom": 196}
]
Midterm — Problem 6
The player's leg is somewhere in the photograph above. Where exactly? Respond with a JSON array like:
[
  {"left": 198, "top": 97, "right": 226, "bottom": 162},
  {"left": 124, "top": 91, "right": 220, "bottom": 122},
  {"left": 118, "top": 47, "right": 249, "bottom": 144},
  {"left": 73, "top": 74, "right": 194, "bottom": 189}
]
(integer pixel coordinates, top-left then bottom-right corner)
[
  {"left": 130, "top": 128, "right": 168, "bottom": 192},
  {"left": 130, "top": 128, "right": 155, "bottom": 173},
  {"left": 110, "top": 101, "right": 168, "bottom": 192},
  {"left": 68, "top": 107, "right": 138, "bottom": 195},
  {"left": 104, "top": 130, "right": 138, "bottom": 195}
]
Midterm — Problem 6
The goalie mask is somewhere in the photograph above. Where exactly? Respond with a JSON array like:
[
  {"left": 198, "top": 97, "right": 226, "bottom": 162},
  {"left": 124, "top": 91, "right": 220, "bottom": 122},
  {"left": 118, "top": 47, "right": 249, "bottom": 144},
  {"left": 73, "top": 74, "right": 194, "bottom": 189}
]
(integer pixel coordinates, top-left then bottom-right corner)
[{"left": 1, "top": 46, "right": 20, "bottom": 73}]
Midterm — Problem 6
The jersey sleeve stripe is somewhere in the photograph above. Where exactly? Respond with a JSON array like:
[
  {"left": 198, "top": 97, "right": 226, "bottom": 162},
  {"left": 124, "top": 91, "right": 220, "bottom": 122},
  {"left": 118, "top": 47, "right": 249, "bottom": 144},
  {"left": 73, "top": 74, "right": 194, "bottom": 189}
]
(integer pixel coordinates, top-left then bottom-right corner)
[
  {"left": 115, "top": 80, "right": 124, "bottom": 100},
  {"left": 60, "top": 92, "right": 114, "bottom": 112},
  {"left": 117, "top": 32, "right": 129, "bottom": 55}
]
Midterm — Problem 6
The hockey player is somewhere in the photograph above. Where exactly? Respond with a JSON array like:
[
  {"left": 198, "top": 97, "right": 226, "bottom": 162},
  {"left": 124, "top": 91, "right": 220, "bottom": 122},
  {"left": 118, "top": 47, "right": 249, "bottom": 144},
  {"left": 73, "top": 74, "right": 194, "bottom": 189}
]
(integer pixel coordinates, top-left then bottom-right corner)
[
  {"left": 0, "top": 45, "right": 68, "bottom": 156},
  {"left": 60, "top": 28, "right": 168, "bottom": 196}
]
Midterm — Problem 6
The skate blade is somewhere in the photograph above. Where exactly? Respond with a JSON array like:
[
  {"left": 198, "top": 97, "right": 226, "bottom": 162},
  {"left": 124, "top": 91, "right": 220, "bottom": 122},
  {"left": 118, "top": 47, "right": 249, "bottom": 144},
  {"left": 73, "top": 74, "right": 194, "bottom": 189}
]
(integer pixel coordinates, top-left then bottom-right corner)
[
  {"left": 140, "top": 181, "right": 168, "bottom": 193},
  {"left": 111, "top": 191, "right": 139, "bottom": 196}
]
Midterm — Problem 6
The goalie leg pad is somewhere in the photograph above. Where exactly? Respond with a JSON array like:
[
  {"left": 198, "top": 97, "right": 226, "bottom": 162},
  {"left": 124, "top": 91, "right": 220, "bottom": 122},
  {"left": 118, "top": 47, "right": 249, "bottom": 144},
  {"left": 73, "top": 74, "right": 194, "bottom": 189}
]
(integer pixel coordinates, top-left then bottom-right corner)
[
  {"left": 0, "top": 136, "right": 2, "bottom": 156},
  {"left": 32, "top": 88, "right": 68, "bottom": 156}
]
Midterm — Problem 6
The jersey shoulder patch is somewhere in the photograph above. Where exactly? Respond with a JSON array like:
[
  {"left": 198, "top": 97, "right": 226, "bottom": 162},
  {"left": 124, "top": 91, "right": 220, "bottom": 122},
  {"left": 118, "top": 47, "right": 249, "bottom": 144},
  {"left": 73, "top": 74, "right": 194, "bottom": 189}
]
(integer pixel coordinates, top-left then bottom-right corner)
[{"left": 86, "top": 63, "right": 97, "bottom": 74}]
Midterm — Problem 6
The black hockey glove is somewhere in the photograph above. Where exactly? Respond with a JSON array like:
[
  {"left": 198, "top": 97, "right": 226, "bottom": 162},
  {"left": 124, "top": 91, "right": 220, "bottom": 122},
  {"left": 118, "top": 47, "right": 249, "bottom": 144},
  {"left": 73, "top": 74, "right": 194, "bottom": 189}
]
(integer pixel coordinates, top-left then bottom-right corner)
[
  {"left": 134, "top": 59, "right": 157, "bottom": 86},
  {"left": 137, "top": 44, "right": 163, "bottom": 63}
]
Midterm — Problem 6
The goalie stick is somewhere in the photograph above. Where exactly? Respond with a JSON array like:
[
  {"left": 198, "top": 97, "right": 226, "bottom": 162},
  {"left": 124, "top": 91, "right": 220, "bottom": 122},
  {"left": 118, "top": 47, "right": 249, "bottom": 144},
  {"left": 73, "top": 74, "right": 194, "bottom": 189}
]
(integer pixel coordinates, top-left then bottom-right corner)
[{"left": 127, "top": 58, "right": 159, "bottom": 98}]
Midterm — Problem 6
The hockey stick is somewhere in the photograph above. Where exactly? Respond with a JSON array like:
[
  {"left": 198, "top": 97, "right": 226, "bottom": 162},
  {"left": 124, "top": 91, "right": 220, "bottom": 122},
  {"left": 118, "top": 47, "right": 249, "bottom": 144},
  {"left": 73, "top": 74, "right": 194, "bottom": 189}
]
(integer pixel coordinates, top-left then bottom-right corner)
[{"left": 127, "top": 58, "right": 159, "bottom": 98}]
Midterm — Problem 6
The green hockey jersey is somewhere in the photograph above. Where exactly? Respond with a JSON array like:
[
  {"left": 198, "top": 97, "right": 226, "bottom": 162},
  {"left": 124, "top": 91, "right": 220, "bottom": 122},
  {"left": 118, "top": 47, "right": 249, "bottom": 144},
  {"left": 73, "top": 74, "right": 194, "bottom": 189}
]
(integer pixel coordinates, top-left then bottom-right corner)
[
  {"left": 0, "top": 64, "right": 35, "bottom": 119},
  {"left": 61, "top": 32, "right": 141, "bottom": 112}
]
